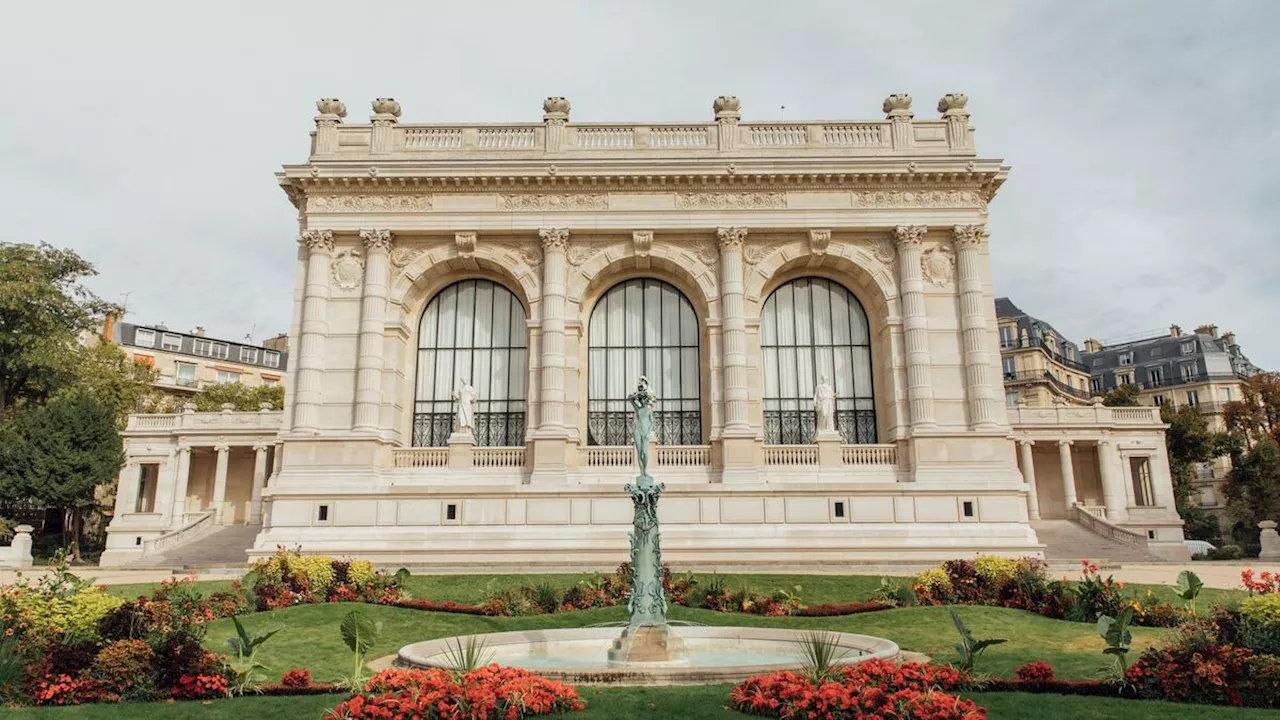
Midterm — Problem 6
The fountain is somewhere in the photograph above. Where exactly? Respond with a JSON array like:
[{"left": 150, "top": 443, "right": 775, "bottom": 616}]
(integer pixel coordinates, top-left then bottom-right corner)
[{"left": 398, "top": 376, "right": 900, "bottom": 684}]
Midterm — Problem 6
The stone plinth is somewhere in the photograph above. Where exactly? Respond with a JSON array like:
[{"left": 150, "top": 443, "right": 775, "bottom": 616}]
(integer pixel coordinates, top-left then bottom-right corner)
[
  {"left": 447, "top": 431, "right": 475, "bottom": 468},
  {"left": 815, "top": 430, "right": 843, "bottom": 467},
  {"left": 607, "top": 625, "right": 689, "bottom": 665},
  {"left": 1260, "top": 521, "right": 1280, "bottom": 561}
]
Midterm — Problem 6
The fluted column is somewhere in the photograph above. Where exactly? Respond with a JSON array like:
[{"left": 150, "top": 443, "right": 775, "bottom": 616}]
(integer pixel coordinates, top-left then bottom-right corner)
[
  {"left": 538, "top": 228, "right": 569, "bottom": 435},
  {"left": 718, "top": 227, "right": 750, "bottom": 433},
  {"left": 1018, "top": 440, "right": 1041, "bottom": 520},
  {"left": 212, "top": 444, "right": 230, "bottom": 524},
  {"left": 294, "top": 230, "right": 334, "bottom": 433},
  {"left": 354, "top": 229, "right": 392, "bottom": 433},
  {"left": 954, "top": 225, "right": 998, "bottom": 429},
  {"left": 894, "top": 225, "right": 936, "bottom": 429},
  {"left": 1098, "top": 437, "right": 1128, "bottom": 522},
  {"left": 249, "top": 444, "right": 269, "bottom": 524},
  {"left": 169, "top": 446, "right": 192, "bottom": 525},
  {"left": 1058, "top": 439, "right": 1078, "bottom": 510}
]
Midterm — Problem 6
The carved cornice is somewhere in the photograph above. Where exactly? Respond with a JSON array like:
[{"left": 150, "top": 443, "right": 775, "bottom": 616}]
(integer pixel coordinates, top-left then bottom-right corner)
[
  {"left": 454, "top": 232, "right": 477, "bottom": 259},
  {"left": 920, "top": 244, "right": 955, "bottom": 286},
  {"left": 539, "top": 228, "right": 569, "bottom": 251},
  {"left": 952, "top": 224, "right": 988, "bottom": 247},
  {"left": 331, "top": 248, "right": 364, "bottom": 291},
  {"left": 892, "top": 225, "right": 927, "bottom": 249},
  {"left": 299, "top": 229, "right": 334, "bottom": 253},
  {"left": 499, "top": 194, "right": 607, "bottom": 211},
  {"left": 308, "top": 194, "right": 432, "bottom": 212},
  {"left": 677, "top": 192, "right": 786, "bottom": 210},
  {"left": 359, "top": 229, "right": 393, "bottom": 252},
  {"left": 716, "top": 226, "right": 748, "bottom": 249}
]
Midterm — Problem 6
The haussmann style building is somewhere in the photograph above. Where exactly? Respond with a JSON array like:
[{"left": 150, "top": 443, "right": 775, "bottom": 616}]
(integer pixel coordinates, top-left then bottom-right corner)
[{"left": 99, "top": 94, "right": 1189, "bottom": 568}]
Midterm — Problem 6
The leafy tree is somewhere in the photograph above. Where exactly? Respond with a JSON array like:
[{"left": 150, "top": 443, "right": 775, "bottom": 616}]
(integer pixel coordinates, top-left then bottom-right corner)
[
  {"left": 1161, "top": 404, "right": 1230, "bottom": 510},
  {"left": 1223, "top": 437, "right": 1280, "bottom": 534},
  {"left": 70, "top": 342, "right": 165, "bottom": 426},
  {"left": 190, "top": 383, "right": 284, "bottom": 412},
  {"left": 1102, "top": 384, "right": 1141, "bottom": 407},
  {"left": 1224, "top": 372, "right": 1280, "bottom": 446},
  {"left": 0, "top": 390, "right": 123, "bottom": 560},
  {"left": 0, "top": 243, "right": 116, "bottom": 423}
]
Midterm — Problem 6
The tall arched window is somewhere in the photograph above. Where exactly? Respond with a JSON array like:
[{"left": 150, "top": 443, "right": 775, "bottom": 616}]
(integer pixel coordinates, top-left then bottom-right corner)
[
  {"left": 761, "top": 277, "right": 876, "bottom": 445},
  {"left": 587, "top": 279, "right": 700, "bottom": 445},
  {"left": 413, "top": 280, "right": 527, "bottom": 447}
]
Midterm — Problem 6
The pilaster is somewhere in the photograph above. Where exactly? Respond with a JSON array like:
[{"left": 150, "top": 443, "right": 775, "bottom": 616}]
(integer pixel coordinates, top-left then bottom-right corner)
[
  {"left": 294, "top": 229, "right": 334, "bottom": 433},
  {"left": 369, "top": 98, "right": 400, "bottom": 154},
  {"left": 883, "top": 94, "right": 913, "bottom": 150},
  {"left": 354, "top": 229, "right": 393, "bottom": 433},
  {"left": 953, "top": 224, "right": 998, "bottom": 429},
  {"left": 533, "top": 228, "right": 569, "bottom": 482},
  {"left": 1097, "top": 437, "right": 1128, "bottom": 523},
  {"left": 249, "top": 444, "right": 270, "bottom": 524},
  {"left": 313, "top": 98, "right": 346, "bottom": 155},
  {"left": 894, "top": 225, "right": 936, "bottom": 430}
]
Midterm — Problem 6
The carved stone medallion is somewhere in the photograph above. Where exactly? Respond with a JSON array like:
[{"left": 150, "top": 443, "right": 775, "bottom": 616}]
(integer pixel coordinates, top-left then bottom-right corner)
[
  {"left": 920, "top": 245, "right": 956, "bottom": 286},
  {"left": 331, "top": 248, "right": 364, "bottom": 290}
]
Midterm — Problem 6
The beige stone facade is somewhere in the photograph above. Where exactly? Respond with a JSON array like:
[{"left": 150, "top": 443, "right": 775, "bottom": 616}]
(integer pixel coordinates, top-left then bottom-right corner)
[{"left": 100, "top": 94, "right": 1187, "bottom": 567}]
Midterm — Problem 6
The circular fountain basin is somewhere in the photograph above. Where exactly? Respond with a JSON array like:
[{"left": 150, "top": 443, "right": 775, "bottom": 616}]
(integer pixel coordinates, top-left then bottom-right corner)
[{"left": 398, "top": 627, "right": 900, "bottom": 686}]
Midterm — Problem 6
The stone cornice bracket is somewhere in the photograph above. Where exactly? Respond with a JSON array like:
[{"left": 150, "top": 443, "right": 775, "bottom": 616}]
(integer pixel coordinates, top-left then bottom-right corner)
[
  {"left": 892, "top": 225, "right": 927, "bottom": 248},
  {"left": 454, "top": 231, "right": 477, "bottom": 259},
  {"left": 714, "top": 96, "right": 740, "bottom": 151},
  {"left": 539, "top": 227, "right": 570, "bottom": 250},
  {"left": 360, "top": 229, "right": 394, "bottom": 252},
  {"left": 299, "top": 229, "right": 335, "bottom": 254},
  {"left": 952, "top": 224, "right": 988, "bottom": 247},
  {"left": 543, "top": 97, "right": 570, "bottom": 152},
  {"left": 632, "top": 231, "right": 654, "bottom": 269},
  {"left": 717, "top": 226, "right": 748, "bottom": 249},
  {"left": 808, "top": 229, "right": 831, "bottom": 256}
]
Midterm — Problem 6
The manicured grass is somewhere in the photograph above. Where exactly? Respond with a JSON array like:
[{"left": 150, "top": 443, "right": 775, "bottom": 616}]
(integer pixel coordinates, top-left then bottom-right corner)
[
  {"left": 102, "top": 579, "right": 236, "bottom": 600},
  {"left": 971, "top": 692, "right": 1280, "bottom": 719}
]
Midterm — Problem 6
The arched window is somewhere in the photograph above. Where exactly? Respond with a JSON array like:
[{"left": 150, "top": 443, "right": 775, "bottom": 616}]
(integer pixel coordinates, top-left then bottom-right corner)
[
  {"left": 761, "top": 277, "right": 876, "bottom": 445},
  {"left": 413, "top": 280, "right": 527, "bottom": 447},
  {"left": 587, "top": 279, "right": 700, "bottom": 445}
]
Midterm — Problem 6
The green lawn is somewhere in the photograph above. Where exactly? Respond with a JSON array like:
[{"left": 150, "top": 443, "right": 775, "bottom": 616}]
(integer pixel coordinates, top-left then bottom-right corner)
[{"left": 8, "top": 689, "right": 1280, "bottom": 719}]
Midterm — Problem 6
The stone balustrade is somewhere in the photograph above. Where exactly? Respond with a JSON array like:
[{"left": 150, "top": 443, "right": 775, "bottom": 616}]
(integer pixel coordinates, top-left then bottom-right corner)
[
  {"left": 842, "top": 444, "right": 898, "bottom": 466},
  {"left": 764, "top": 445, "right": 819, "bottom": 466},
  {"left": 125, "top": 408, "right": 283, "bottom": 433},
  {"left": 393, "top": 448, "right": 448, "bottom": 468},
  {"left": 1006, "top": 404, "right": 1162, "bottom": 428},
  {"left": 474, "top": 446, "right": 527, "bottom": 468}
]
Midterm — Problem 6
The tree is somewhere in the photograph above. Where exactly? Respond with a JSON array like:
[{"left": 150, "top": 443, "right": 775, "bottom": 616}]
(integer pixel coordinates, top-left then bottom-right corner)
[
  {"left": 1161, "top": 404, "right": 1230, "bottom": 510},
  {"left": 1224, "top": 372, "right": 1280, "bottom": 446},
  {"left": 70, "top": 341, "right": 165, "bottom": 426},
  {"left": 0, "top": 390, "right": 123, "bottom": 560},
  {"left": 1223, "top": 437, "right": 1280, "bottom": 535},
  {"left": 190, "top": 382, "right": 284, "bottom": 412},
  {"left": 0, "top": 243, "right": 115, "bottom": 423},
  {"left": 1102, "top": 384, "right": 1141, "bottom": 407}
]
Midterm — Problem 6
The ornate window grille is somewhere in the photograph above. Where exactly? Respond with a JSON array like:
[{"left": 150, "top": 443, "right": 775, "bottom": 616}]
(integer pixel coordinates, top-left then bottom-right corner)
[
  {"left": 761, "top": 277, "right": 877, "bottom": 445},
  {"left": 587, "top": 279, "right": 701, "bottom": 445},
  {"left": 412, "top": 280, "right": 527, "bottom": 447}
]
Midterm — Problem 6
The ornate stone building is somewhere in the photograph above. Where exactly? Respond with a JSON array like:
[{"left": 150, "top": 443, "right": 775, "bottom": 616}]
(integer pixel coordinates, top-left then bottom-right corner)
[{"left": 99, "top": 94, "right": 1188, "bottom": 567}]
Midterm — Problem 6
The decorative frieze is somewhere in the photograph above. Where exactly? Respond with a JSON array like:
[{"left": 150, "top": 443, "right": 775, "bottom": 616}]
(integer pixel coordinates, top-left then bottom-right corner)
[
  {"left": 499, "top": 194, "right": 608, "bottom": 211},
  {"left": 331, "top": 248, "right": 364, "bottom": 291},
  {"left": 920, "top": 244, "right": 956, "bottom": 286},
  {"left": 567, "top": 243, "right": 605, "bottom": 268},
  {"left": 307, "top": 194, "right": 433, "bottom": 212},
  {"left": 676, "top": 192, "right": 786, "bottom": 210},
  {"left": 850, "top": 190, "right": 984, "bottom": 209}
]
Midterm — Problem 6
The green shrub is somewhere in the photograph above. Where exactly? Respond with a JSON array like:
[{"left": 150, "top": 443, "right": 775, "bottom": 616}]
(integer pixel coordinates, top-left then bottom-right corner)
[
  {"left": 0, "top": 585, "right": 123, "bottom": 641},
  {"left": 90, "top": 639, "right": 154, "bottom": 700},
  {"left": 1205, "top": 544, "right": 1243, "bottom": 560}
]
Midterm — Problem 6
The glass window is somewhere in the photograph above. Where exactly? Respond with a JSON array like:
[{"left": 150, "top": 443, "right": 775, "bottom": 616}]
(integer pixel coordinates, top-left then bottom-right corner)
[
  {"left": 1002, "top": 357, "right": 1016, "bottom": 378},
  {"left": 413, "top": 280, "right": 527, "bottom": 447},
  {"left": 1181, "top": 341, "right": 1196, "bottom": 355},
  {"left": 1148, "top": 367, "right": 1165, "bottom": 386},
  {"left": 1186, "top": 390, "right": 1199, "bottom": 406},
  {"left": 587, "top": 279, "right": 700, "bottom": 445},
  {"left": 1118, "top": 352, "right": 1133, "bottom": 366},
  {"left": 211, "top": 342, "right": 229, "bottom": 359},
  {"left": 176, "top": 362, "right": 197, "bottom": 387},
  {"left": 1130, "top": 457, "right": 1155, "bottom": 506},
  {"left": 161, "top": 333, "right": 182, "bottom": 351},
  {"left": 1005, "top": 391, "right": 1019, "bottom": 407},
  {"left": 134, "top": 328, "right": 156, "bottom": 347},
  {"left": 239, "top": 347, "right": 259, "bottom": 364},
  {"left": 1150, "top": 347, "right": 1162, "bottom": 358},
  {"left": 1181, "top": 364, "right": 1198, "bottom": 383},
  {"left": 761, "top": 278, "right": 875, "bottom": 445},
  {"left": 194, "top": 339, "right": 211, "bottom": 356},
  {"left": 1090, "top": 377, "right": 1103, "bottom": 393},
  {"left": 264, "top": 350, "right": 281, "bottom": 368},
  {"left": 1153, "top": 395, "right": 1165, "bottom": 406},
  {"left": 1219, "top": 387, "right": 1233, "bottom": 402},
  {"left": 998, "top": 325, "right": 1014, "bottom": 349},
  {"left": 215, "top": 370, "right": 240, "bottom": 384},
  {"left": 262, "top": 376, "right": 279, "bottom": 387}
]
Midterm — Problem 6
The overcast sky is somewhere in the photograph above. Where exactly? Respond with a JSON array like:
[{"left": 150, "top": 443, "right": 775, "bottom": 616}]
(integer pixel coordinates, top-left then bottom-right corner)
[{"left": 2, "top": 1, "right": 1276, "bottom": 367}]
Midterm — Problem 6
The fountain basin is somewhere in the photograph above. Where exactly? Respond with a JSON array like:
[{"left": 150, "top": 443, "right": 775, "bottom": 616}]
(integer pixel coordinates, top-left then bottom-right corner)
[{"left": 398, "top": 627, "right": 900, "bottom": 686}]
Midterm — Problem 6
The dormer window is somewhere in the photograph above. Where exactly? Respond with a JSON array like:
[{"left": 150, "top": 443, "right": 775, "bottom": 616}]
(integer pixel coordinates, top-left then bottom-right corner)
[{"left": 1118, "top": 352, "right": 1133, "bottom": 366}]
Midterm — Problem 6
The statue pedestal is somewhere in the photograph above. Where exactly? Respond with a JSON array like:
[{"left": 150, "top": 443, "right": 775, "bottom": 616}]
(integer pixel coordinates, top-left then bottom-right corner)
[
  {"left": 607, "top": 625, "right": 689, "bottom": 665},
  {"left": 447, "top": 431, "right": 475, "bottom": 468},
  {"left": 1261, "top": 521, "right": 1280, "bottom": 561},
  {"left": 815, "top": 430, "right": 843, "bottom": 467}
]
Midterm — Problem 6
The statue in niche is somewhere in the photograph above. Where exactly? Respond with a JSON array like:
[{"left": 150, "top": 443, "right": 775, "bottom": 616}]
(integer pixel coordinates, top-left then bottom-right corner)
[
  {"left": 453, "top": 378, "right": 477, "bottom": 434},
  {"left": 813, "top": 374, "right": 836, "bottom": 435},
  {"left": 627, "top": 376, "right": 658, "bottom": 482}
]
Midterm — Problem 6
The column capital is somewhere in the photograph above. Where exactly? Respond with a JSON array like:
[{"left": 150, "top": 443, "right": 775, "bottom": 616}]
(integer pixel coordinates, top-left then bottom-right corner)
[
  {"left": 1058, "top": 438, "right": 1074, "bottom": 447},
  {"left": 952, "top": 224, "right": 988, "bottom": 247},
  {"left": 1018, "top": 438, "right": 1035, "bottom": 447},
  {"left": 175, "top": 445, "right": 192, "bottom": 456},
  {"left": 539, "top": 228, "right": 569, "bottom": 250},
  {"left": 359, "top": 229, "right": 393, "bottom": 252},
  {"left": 717, "top": 226, "right": 747, "bottom": 248},
  {"left": 808, "top": 229, "right": 831, "bottom": 256},
  {"left": 893, "top": 225, "right": 928, "bottom": 248},
  {"left": 252, "top": 443, "right": 271, "bottom": 453},
  {"left": 299, "top": 229, "right": 335, "bottom": 253},
  {"left": 214, "top": 443, "right": 230, "bottom": 453}
]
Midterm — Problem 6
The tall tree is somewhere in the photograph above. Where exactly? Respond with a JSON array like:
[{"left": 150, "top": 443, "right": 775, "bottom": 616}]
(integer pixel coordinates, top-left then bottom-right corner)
[
  {"left": 1223, "top": 371, "right": 1280, "bottom": 446},
  {"left": 71, "top": 341, "right": 165, "bottom": 426},
  {"left": 0, "top": 242, "right": 115, "bottom": 423},
  {"left": 1161, "top": 404, "right": 1230, "bottom": 508},
  {"left": 1223, "top": 437, "right": 1280, "bottom": 535},
  {"left": 0, "top": 390, "right": 123, "bottom": 559},
  {"left": 1102, "top": 384, "right": 1142, "bottom": 407}
]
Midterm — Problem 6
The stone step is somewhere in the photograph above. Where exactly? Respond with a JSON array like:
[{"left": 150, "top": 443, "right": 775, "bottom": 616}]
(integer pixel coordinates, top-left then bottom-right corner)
[
  {"left": 128, "top": 524, "right": 262, "bottom": 568},
  {"left": 1031, "top": 520, "right": 1161, "bottom": 563}
]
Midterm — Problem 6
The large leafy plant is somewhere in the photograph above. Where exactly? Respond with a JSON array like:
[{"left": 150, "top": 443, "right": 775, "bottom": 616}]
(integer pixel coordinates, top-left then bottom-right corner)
[
  {"left": 1174, "top": 570, "right": 1204, "bottom": 614},
  {"left": 1097, "top": 606, "right": 1135, "bottom": 679},
  {"left": 224, "top": 616, "right": 280, "bottom": 695},
  {"left": 340, "top": 610, "right": 383, "bottom": 688},
  {"left": 949, "top": 608, "right": 1006, "bottom": 672}
]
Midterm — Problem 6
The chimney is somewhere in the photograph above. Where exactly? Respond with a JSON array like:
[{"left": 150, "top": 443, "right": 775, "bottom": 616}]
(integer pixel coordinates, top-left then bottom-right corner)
[
  {"left": 1083, "top": 338, "right": 1103, "bottom": 353},
  {"left": 262, "top": 333, "right": 289, "bottom": 352},
  {"left": 102, "top": 312, "right": 119, "bottom": 343},
  {"left": 193, "top": 326, "right": 206, "bottom": 337},
  {"left": 1194, "top": 324, "right": 1218, "bottom": 338},
  {"left": 1222, "top": 331, "right": 1237, "bottom": 348},
  {"left": 1170, "top": 324, "right": 1182, "bottom": 337}
]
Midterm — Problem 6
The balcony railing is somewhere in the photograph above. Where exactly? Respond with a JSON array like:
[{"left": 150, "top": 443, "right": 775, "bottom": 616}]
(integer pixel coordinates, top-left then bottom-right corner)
[
  {"left": 125, "top": 410, "right": 283, "bottom": 433},
  {"left": 392, "top": 448, "right": 447, "bottom": 468},
  {"left": 474, "top": 447, "right": 526, "bottom": 468},
  {"left": 1007, "top": 404, "right": 1162, "bottom": 426},
  {"left": 1000, "top": 337, "right": 1088, "bottom": 371},
  {"left": 842, "top": 444, "right": 898, "bottom": 465},
  {"left": 1003, "top": 370, "right": 1092, "bottom": 400},
  {"left": 765, "top": 445, "right": 818, "bottom": 466}
]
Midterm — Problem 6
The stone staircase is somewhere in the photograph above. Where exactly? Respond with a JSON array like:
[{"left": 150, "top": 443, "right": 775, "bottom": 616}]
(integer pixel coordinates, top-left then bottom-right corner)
[
  {"left": 1031, "top": 519, "right": 1161, "bottom": 564},
  {"left": 130, "top": 524, "right": 262, "bottom": 569}
]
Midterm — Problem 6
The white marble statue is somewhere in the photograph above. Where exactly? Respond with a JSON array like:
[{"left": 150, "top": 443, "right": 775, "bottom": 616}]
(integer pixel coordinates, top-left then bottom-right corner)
[
  {"left": 453, "top": 378, "right": 477, "bottom": 433},
  {"left": 813, "top": 374, "right": 836, "bottom": 434}
]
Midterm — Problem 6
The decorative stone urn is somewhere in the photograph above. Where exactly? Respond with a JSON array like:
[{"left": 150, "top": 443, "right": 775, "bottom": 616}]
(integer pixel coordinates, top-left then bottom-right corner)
[
  {"left": 371, "top": 97, "right": 401, "bottom": 118},
  {"left": 542, "top": 96, "right": 570, "bottom": 119},
  {"left": 938, "top": 93, "right": 969, "bottom": 116},
  {"left": 883, "top": 93, "right": 913, "bottom": 119},
  {"left": 713, "top": 95, "right": 741, "bottom": 119},
  {"left": 315, "top": 97, "right": 347, "bottom": 118}
]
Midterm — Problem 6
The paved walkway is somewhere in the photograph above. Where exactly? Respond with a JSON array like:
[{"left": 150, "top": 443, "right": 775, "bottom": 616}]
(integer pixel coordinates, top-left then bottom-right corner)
[{"left": 0, "top": 568, "right": 235, "bottom": 586}]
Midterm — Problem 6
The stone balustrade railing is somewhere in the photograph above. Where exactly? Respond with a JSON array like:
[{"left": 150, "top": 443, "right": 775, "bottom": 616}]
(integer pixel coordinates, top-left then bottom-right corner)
[
  {"left": 656, "top": 445, "right": 711, "bottom": 466},
  {"left": 393, "top": 448, "right": 448, "bottom": 468},
  {"left": 582, "top": 446, "right": 637, "bottom": 467},
  {"left": 842, "top": 444, "right": 898, "bottom": 465},
  {"left": 474, "top": 447, "right": 527, "bottom": 468},
  {"left": 144, "top": 511, "right": 214, "bottom": 556},
  {"left": 126, "top": 409, "right": 284, "bottom": 433},
  {"left": 1007, "top": 404, "right": 1162, "bottom": 428},
  {"left": 1069, "top": 503, "right": 1146, "bottom": 547},
  {"left": 764, "top": 445, "right": 819, "bottom": 466},
  {"left": 392, "top": 443, "right": 896, "bottom": 470}
]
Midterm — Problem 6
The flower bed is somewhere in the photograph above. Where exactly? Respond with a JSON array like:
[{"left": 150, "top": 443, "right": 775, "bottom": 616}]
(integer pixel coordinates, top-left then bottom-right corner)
[
  {"left": 326, "top": 666, "right": 584, "bottom": 720},
  {"left": 794, "top": 600, "right": 894, "bottom": 617}
]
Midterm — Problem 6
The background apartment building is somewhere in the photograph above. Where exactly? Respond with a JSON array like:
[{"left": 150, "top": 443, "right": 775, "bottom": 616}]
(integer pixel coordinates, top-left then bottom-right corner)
[
  {"left": 995, "top": 298, "right": 1092, "bottom": 407},
  {"left": 110, "top": 320, "right": 290, "bottom": 397}
]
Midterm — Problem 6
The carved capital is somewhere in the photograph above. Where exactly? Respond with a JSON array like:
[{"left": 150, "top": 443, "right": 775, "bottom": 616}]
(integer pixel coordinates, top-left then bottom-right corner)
[
  {"left": 892, "top": 225, "right": 927, "bottom": 249},
  {"left": 253, "top": 443, "right": 271, "bottom": 453},
  {"left": 883, "top": 93, "right": 913, "bottom": 120},
  {"left": 952, "top": 224, "right": 988, "bottom": 248},
  {"left": 359, "top": 229, "right": 393, "bottom": 252},
  {"left": 716, "top": 226, "right": 748, "bottom": 249},
  {"left": 454, "top": 231, "right": 477, "bottom": 259},
  {"left": 1058, "top": 438, "right": 1074, "bottom": 447},
  {"left": 214, "top": 444, "right": 231, "bottom": 453},
  {"left": 299, "top": 229, "right": 335, "bottom": 254},
  {"left": 539, "top": 228, "right": 569, "bottom": 250},
  {"left": 632, "top": 231, "right": 654, "bottom": 259},
  {"left": 808, "top": 229, "right": 831, "bottom": 256}
]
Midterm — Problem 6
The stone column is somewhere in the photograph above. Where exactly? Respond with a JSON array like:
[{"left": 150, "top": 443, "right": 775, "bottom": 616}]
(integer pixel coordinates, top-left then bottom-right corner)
[
  {"left": 718, "top": 227, "right": 750, "bottom": 433},
  {"left": 169, "top": 446, "right": 192, "bottom": 525},
  {"left": 1057, "top": 439, "right": 1078, "bottom": 509},
  {"left": 1097, "top": 437, "right": 1128, "bottom": 523},
  {"left": 354, "top": 229, "right": 393, "bottom": 433},
  {"left": 294, "top": 230, "right": 334, "bottom": 433},
  {"left": 115, "top": 461, "right": 140, "bottom": 516},
  {"left": 1018, "top": 440, "right": 1041, "bottom": 520},
  {"left": 1148, "top": 444, "right": 1177, "bottom": 509},
  {"left": 249, "top": 444, "right": 269, "bottom": 524},
  {"left": 532, "top": 229, "right": 569, "bottom": 480},
  {"left": 953, "top": 225, "right": 998, "bottom": 429},
  {"left": 212, "top": 444, "right": 230, "bottom": 525},
  {"left": 894, "top": 225, "right": 936, "bottom": 430},
  {"left": 542, "top": 97, "right": 569, "bottom": 152}
]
